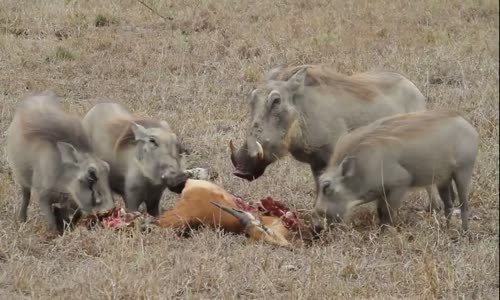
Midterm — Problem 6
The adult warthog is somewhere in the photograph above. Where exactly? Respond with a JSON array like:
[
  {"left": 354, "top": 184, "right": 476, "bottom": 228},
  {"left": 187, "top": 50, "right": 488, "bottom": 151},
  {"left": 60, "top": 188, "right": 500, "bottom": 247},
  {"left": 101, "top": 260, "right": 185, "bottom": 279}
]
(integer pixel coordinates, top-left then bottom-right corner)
[
  {"left": 82, "top": 101, "right": 187, "bottom": 217},
  {"left": 312, "top": 110, "right": 478, "bottom": 232},
  {"left": 229, "top": 64, "right": 440, "bottom": 209},
  {"left": 6, "top": 91, "right": 115, "bottom": 234}
]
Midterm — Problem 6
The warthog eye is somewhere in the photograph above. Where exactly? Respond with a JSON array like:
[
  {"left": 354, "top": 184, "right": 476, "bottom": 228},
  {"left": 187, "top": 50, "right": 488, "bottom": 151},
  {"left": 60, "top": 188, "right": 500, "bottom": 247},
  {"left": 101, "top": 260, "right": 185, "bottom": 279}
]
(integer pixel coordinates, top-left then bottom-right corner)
[
  {"left": 87, "top": 167, "right": 98, "bottom": 186},
  {"left": 149, "top": 137, "right": 159, "bottom": 147},
  {"left": 322, "top": 181, "right": 332, "bottom": 195}
]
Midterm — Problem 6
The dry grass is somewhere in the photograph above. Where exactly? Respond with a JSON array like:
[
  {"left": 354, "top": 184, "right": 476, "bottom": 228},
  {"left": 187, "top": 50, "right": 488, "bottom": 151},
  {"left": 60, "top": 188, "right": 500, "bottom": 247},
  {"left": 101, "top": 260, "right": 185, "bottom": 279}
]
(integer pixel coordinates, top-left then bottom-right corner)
[{"left": 0, "top": 0, "right": 498, "bottom": 299}]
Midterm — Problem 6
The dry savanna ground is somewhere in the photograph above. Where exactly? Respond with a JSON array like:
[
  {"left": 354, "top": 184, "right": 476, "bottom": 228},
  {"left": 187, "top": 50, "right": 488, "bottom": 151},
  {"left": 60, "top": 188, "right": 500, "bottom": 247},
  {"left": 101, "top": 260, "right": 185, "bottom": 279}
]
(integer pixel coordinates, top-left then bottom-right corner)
[{"left": 0, "top": 0, "right": 498, "bottom": 299}]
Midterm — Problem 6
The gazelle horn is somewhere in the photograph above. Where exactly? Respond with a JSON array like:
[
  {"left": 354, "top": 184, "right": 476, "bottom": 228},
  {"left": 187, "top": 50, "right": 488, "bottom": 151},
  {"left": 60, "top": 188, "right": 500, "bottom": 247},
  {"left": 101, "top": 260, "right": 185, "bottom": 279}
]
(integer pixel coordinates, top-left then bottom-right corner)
[{"left": 210, "top": 201, "right": 255, "bottom": 228}]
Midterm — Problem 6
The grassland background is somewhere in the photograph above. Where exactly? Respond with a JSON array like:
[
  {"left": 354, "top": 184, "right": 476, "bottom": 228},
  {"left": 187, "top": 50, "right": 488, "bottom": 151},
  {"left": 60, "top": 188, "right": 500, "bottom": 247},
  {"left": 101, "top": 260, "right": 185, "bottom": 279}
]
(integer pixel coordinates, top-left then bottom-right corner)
[{"left": 0, "top": 0, "right": 498, "bottom": 299}]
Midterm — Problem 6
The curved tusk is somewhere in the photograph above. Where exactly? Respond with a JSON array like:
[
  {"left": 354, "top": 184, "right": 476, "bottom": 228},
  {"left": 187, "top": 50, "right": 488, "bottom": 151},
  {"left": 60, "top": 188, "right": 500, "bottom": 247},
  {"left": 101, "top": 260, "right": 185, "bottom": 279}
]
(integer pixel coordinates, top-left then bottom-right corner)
[
  {"left": 229, "top": 140, "right": 236, "bottom": 154},
  {"left": 255, "top": 141, "right": 264, "bottom": 160},
  {"left": 210, "top": 200, "right": 254, "bottom": 228}
]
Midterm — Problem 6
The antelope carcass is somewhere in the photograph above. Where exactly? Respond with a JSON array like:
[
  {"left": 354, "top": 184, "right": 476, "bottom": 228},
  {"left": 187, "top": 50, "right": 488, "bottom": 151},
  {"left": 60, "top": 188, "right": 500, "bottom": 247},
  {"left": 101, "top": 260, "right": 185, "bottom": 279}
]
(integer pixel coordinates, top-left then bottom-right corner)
[{"left": 156, "top": 179, "right": 312, "bottom": 247}]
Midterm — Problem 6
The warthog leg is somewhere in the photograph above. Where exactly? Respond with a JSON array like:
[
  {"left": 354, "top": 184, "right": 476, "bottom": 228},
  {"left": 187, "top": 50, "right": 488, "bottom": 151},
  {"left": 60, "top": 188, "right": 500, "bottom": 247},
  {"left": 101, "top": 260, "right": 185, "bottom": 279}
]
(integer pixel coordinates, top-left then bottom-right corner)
[
  {"left": 377, "top": 186, "right": 408, "bottom": 229},
  {"left": 145, "top": 190, "right": 164, "bottom": 217},
  {"left": 19, "top": 186, "right": 31, "bottom": 222},
  {"left": 437, "top": 181, "right": 454, "bottom": 228},
  {"left": 38, "top": 191, "right": 59, "bottom": 233},
  {"left": 453, "top": 166, "right": 474, "bottom": 232},
  {"left": 124, "top": 179, "right": 143, "bottom": 214},
  {"left": 425, "top": 185, "right": 443, "bottom": 213}
]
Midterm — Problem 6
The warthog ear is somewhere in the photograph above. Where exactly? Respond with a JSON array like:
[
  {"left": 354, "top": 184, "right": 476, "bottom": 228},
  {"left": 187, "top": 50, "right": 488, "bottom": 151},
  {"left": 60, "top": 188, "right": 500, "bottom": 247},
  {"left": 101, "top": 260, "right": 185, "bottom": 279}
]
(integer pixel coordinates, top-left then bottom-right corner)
[
  {"left": 102, "top": 160, "right": 110, "bottom": 172},
  {"left": 57, "top": 142, "right": 83, "bottom": 165},
  {"left": 286, "top": 67, "right": 307, "bottom": 93},
  {"left": 159, "top": 120, "right": 171, "bottom": 130},
  {"left": 265, "top": 64, "right": 286, "bottom": 81},
  {"left": 131, "top": 122, "right": 149, "bottom": 141},
  {"left": 340, "top": 156, "right": 357, "bottom": 178}
]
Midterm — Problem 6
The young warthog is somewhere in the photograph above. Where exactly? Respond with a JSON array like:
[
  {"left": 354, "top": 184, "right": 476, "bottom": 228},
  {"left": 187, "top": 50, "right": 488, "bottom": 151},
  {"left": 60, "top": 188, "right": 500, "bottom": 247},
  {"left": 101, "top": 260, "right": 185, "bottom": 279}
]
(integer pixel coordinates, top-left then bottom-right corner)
[
  {"left": 229, "top": 64, "right": 440, "bottom": 208},
  {"left": 6, "top": 91, "right": 115, "bottom": 234},
  {"left": 312, "top": 110, "right": 478, "bottom": 232},
  {"left": 81, "top": 102, "right": 187, "bottom": 216}
]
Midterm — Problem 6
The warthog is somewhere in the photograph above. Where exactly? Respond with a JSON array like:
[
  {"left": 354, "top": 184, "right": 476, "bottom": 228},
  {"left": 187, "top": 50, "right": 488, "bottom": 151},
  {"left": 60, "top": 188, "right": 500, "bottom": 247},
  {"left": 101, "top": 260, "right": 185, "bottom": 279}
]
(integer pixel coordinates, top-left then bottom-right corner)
[
  {"left": 229, "top": 64, "right": 442, "bottom": 208},
  {"left": 312, "top": 110, "right": 478, "bottom": 232},
  {"left": 82, "top": 101, "right": 187, "bottom": 216},
  {"left": 6, "top": 91, "right": 115, "bottom": 234}
]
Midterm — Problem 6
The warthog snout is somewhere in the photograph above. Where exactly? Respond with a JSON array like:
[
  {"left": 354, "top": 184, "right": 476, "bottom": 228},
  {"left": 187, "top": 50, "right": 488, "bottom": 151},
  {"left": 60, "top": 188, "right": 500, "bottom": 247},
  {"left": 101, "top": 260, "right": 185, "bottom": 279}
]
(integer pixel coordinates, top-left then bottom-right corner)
[
  {"left": 229, "top": 140, "right": 264, "bottom": 163},
  {"left": 229, "top": 140, "right": 268, "bottom": 181},
  {"left": 163, "top": 171, "right": 188, "bottom": 194},
  {"left": 311, "top": 209, "right": 327, "bottom": 234},
  {"left": 90, "top": 204, "right": 114, "bottom": 216},
  {"left": 93, "top": 194, "right": 115, "bottom": 215},
  {"left": 312, "top": 190, "right": 347, "bottom": 233},
  {"left": 160, "top": 169, "right": 177, "bottom": 181},
  {"left": 80, "top": 185, "right": 115, "bottom": 217},
  {"left": 311, "top": 210, "right": 344, "bottom": 235}
]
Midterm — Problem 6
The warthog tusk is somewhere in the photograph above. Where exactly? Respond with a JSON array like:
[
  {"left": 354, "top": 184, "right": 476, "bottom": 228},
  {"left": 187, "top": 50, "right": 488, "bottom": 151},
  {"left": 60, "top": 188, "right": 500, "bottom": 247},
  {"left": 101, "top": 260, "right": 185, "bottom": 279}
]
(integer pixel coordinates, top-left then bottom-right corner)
[
  {"left": 229, "top": 140, "right": 236, "bottom": 155},
  {"left": 256, "top": 141, "right": 264, "bottom": 160}
]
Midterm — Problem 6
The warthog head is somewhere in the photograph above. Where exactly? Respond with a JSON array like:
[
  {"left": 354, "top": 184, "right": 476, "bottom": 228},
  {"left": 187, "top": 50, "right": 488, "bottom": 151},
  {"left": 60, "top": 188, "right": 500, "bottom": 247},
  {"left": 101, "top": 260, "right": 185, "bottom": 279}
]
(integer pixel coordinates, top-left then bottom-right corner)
[
  {"left": 57, "top": 141, "right": 115, "bottom": 215},
  {"left": 230, "top": 67, "right": 308, "bottom": 181},
  {"left": 312, "top": 156, "right": 364, "bottom": 232},
  {"left": 131, "top": 122, "right": 187, "bottom": 193}
]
